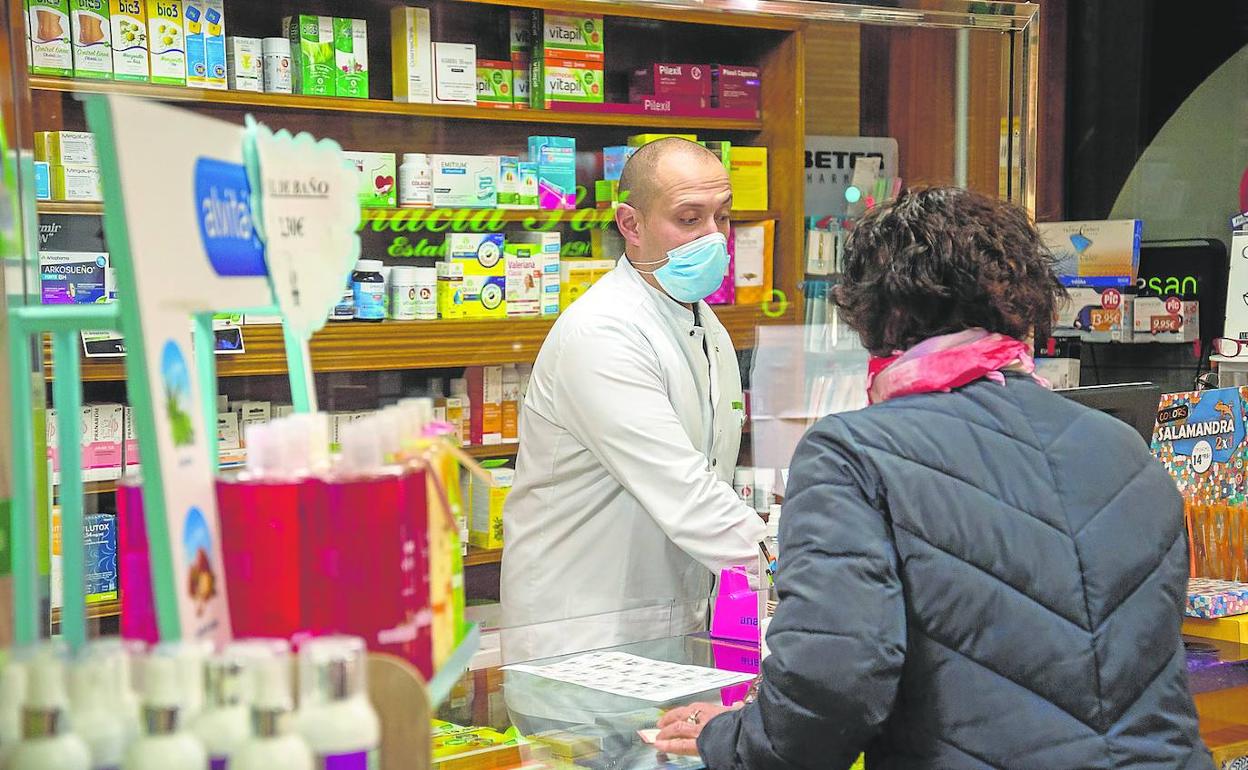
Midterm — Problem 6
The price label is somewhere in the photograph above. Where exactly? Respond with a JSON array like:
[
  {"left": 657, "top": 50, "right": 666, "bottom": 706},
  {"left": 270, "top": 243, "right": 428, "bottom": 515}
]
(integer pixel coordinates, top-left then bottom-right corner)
[{"left": 1101, "top": 288, "right": 1122, "bottom": 310}]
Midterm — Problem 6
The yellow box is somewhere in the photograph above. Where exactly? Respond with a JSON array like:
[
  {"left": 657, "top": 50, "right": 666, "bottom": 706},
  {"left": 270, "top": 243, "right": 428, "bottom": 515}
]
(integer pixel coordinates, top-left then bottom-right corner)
[
  {"left": 436, "top": 261, "right": 464, "bottom": 320},
  {"left": 469, "top": 467, "right": 512, "bottom": 550},
  {"left": 1183, "top": 614, "right": 1248, "bottom": 644},
  {"left": 448, "top": 233, "right": 506, "bottom": 319},
  {"left": 627, "top": 133, "right": 697, "bottom": 148},
  {"left": 35, "top": 130, "right": 97, "bottom": 166},
  {"left": 729, "top": 146, "right": 768, "bottom": 211},
  {"left": 559, "top": 258, "right": 615, "bottom": 309},
  {"left": 51, "top": 165, "right": 102, "bottom": 202}
]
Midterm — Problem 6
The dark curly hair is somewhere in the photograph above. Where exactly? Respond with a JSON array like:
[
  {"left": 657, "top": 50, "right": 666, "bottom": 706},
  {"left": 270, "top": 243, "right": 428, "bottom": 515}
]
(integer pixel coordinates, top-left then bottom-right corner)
[{"left": 833, "top": 187, "right": 1067, "bottom": 356}]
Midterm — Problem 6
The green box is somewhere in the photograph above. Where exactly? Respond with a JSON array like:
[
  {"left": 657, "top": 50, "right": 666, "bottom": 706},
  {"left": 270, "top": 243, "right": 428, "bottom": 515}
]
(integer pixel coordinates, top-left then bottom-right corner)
[
  {"left": 333, "top": 17, "right": 368, "bottom": 99},
  {"left": 533, "top": 59, "right": 604, "bottom": 106},
  {"left": 343, "top": 151, "right": 396, "bottom": 208},
  {"left": 28, "top": 0, "right": 73, "bottom": 76},
  {"left": 70, "top": 0, "right": 112, "bottom": 79},
  {"left": 285, "top": 14, "right": 335, "bottom": 96},
  {"left": 476, "top": 60, "right": 512, "bottom": 105}
]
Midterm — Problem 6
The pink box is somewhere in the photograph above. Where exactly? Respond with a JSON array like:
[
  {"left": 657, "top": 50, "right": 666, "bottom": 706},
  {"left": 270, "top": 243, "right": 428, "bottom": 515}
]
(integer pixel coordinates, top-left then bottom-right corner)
[
  {"left": 630, "top": 63, "right": 712, "bottom": 99},
  {"left": 712, "top": 64, "right": 761, "bottom": 110}
]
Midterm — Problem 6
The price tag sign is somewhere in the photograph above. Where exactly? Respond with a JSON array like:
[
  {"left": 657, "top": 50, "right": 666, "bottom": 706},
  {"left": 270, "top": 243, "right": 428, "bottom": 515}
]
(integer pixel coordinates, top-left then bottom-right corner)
[{"left": 245, "top": 118, "right": 360, "bottom": 341}]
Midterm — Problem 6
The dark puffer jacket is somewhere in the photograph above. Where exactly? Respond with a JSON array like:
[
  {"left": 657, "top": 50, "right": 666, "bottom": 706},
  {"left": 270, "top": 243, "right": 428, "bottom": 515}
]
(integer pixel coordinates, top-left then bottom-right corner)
[{"left": 698, "top": 375, "right": 1212, "bottom": 770}]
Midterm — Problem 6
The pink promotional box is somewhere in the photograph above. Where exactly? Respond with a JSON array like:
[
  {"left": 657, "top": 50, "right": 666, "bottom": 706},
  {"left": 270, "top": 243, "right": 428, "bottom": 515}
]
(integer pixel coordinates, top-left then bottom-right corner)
[
  {"left": 712, "top": 64, "right": 761, "bottom": 111},
  {"left": 629, "top": 63, "right": 711, "bottom": 103}
]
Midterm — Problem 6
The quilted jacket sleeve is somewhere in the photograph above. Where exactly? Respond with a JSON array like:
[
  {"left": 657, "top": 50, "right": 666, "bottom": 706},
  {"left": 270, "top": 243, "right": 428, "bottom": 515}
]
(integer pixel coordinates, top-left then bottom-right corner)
[{"left": 697, "top": 416, "right": 907, "bottom": 770}]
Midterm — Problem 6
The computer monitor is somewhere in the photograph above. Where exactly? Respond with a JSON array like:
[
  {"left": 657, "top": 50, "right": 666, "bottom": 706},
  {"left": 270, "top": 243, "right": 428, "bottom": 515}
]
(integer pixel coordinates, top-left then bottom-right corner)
[{"left": 1057, "top": 383, "right": 1163, "bottom": 444}]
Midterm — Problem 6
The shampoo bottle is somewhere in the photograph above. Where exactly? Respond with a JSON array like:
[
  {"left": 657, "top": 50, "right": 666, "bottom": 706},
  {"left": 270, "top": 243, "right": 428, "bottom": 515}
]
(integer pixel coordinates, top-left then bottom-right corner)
[
  {"left": 68, "top": 651, "right": 127, "bottom": 770},
  {"left": 295, "top": 637, "right": 379, "bottom": 767},
  {"left": 230, "top": 652, "right": 311, "bottom": 770},
  {"left": 122, "top": 654, "right": 208, "bottom": 770},
  {"left": 10, "top": 652, "right": 91, "bottom": 770}
]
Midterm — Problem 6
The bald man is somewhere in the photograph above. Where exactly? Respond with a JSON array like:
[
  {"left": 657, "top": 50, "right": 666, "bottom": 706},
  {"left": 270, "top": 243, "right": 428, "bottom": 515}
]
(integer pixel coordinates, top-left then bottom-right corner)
[{"left": 500, "top": 139, "right": 766, "bottom": 662}]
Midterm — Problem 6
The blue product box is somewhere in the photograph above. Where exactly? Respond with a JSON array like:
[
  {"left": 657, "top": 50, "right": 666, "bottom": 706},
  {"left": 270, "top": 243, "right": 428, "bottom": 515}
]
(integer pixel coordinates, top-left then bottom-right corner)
[
  {"left": 85, "top": 513, "right": 118, "bottom": 603},
  {"left": 40, "top": 252, "right": 110, "bottom": 305},
  {"left": 603, "top": 145, "right": 636, "bottom": 182},
  {"left": 528, "top": 135, "right": 577, "bottom": 210},
  {"left": 34, "top": 161, "right": 51, "bottom": 201}
]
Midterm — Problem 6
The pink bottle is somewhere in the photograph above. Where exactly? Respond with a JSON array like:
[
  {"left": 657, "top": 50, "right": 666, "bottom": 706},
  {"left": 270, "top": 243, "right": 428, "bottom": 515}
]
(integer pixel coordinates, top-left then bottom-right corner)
[{"left": 117, "top": 476, "right": 159, "bottom": 644}]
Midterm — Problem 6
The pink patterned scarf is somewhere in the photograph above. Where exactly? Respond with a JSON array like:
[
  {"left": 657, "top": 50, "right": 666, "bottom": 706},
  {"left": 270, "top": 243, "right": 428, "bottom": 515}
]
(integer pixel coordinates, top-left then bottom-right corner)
[{"left": 867, "top": 329, "right": 1049, "bottom": 405}]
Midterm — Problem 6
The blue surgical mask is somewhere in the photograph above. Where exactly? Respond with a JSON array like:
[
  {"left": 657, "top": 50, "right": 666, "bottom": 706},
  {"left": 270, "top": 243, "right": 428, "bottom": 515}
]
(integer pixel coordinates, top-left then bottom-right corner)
[{"left": 633, "top": 232, "right": 730, "bottom": 303}]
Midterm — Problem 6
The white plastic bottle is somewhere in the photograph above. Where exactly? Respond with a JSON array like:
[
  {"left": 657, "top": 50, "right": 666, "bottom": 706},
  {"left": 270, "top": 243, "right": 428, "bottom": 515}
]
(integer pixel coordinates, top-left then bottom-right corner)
[
  {"left": 10, "top": 653, "right": 91, "bottom": 770},
  {"left": 231, "top": 652, "right": 311, "bottom": 770},
  {"left": 89, "top": 639, "right": 143, "bottom": 744},
  {"left": 122, "top": 654, "right": 208, "bottom": 770},
  {"left": 0, "top": 656, "right": 29, "bottom": 766},
  {"left": 295, "top": 637, "right": 379, "bottom": 768},
  {"left": 154, "top": 640, "right": 211, "bottom": 726},
  {"left": 191, "top": 651, "right": 251, "bottom": 769},
  {"left": 398, "top": 153, "right": 432, "bottom": 208},
  {"left": 68, "top": 651, "right": 127, "bottom": 770}
]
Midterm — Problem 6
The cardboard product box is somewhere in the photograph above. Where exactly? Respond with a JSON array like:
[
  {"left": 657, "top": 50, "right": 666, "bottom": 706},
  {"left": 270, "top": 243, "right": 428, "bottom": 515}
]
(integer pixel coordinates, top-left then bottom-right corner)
[
  {"left": 109, "top": 0, "right": 148, "bottom": 82},
  {"left": 729, "top": 146, "right": 768, "bottom": 211},
  {"left": 226, "top": 36, "right": 262, "bottom": 91},
  {"left": 433, "top": 41, "right": 476, "bottom": 105},
  {"left": 701, "top": 140, "right": 732, "bottom": 173},
  {"left": 1038, "top": 219, "right": 1142, "bottom": 288},
  {"left": 602, "top": 145, "right": 636, "bottom": 182},
  {"left": 510, "top": 232, "right": 561, "bottom": 317},
  {"left": 35, "top": 130, "right": 98, "bottom": 167},
  {"left": 467, "top": 366, "right": 504, "bottom": 445},
  {"left": 448, "top": 233, "right": 506, "bottom": 319},
  {"left": 333, "top": 17, "right": 368, "bottom": 98},
  {"left": 469, "top": 467, "right": 513, "bottom": 550},
  {"left": 711, "top": 64, "right": 761, "bottom": 111},
  {"left": 733, "top": 221, "right": 773, "bottom": 305},
  {"left": 284, "top": 14, "right": 335, "bottom": 96},
  {"left": 1133, "top": 297, "right": 1199, "bottom": 342},
  {"left": 84, "top": 512, "right": 119, "bottom": 603},
  {"left": 497, "top": 156, "right": 521, "bottom": 208},
  {"left": 145, "top": 0, "right": 185, "bottom": 85},
  {"left": 28, "top": 0, "right": 73, "bottom": 76},
  {"left": 85, "top": 403, "right": 124, "bottom": 481},
  {"left": 630, "top": 63, "right": 711, "bottom": 100},
  {"left": 559, "top": 258, "right": 615, "bottom": 309},
  {"left": 201, "top": 0, "right": 225, "bottom": 89},
  {"left": 40, "top": 251, "right": 109, "bottom": 304},
  {"left": 437, "top": 261, "right": 465, "bottom": 320},
  {"left": 342, "top": 151, "right": 396, "bottom": 208},
  {"left": 391, "top": 5, "right": 431, "bottom": 103},
  {"left": 34, "top": 162, "right": 51, "bottom": 201},
  {"left": 70, "top": 0, "right": 112, "bottom": 79},
  {"left": 50, "top": 165, "right": 102, "bottom": 202},
  {"left": 183, "top": 0, "right": 205, "bottom": 86},
  {"left": 431, "top": 154, "right": 498, "bottom": 209},
  {"left": 476, "top": 59, "right": 513, "bottom": 107},
  {"left": 532, "top": 54, "right": 603, "bottom": 107},
  {"left": 527, "top": 136, "right": 576, "bottom": 210},
  {"left": 511, "top": 53, "right": 530, "bottom": 109},
  {"left": 627, "top": 133, "right": 697, "bottom": 148},
  {"left": 1054, "top": 286, "right": 1134, "bottom": 342},
  {"left": 504, "top": 242, "right": 541, "bottom": 317},
  {"left": 123, "top": 406, "right": 139, "bottom": 469},
  {"left": 216, "top": 410, "right": 240, "bottom": 451},
  {"left": 1152, "top": 387, "right": 1248, "bottom": 505},
  {"left": 533, "top": 11, "right": 604, "bottom": 61}
]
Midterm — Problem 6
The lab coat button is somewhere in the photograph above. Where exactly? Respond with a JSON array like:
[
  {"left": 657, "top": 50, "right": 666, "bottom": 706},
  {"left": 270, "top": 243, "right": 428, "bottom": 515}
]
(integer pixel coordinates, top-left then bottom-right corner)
[{"left": 712, "top": 459, "right": 718, "bottom": 467}]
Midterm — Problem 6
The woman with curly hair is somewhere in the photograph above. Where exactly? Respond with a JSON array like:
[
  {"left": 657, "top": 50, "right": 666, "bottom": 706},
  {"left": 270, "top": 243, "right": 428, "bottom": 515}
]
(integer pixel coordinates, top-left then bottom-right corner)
[{"left": 655, "top": 187, "right": 1212, "bottom": 769}]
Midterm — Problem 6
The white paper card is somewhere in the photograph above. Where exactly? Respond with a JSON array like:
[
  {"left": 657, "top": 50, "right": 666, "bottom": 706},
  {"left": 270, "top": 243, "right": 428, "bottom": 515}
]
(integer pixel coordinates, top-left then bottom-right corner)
[{"left": 503, "top": 651, "right": 755, "bottom": 703}]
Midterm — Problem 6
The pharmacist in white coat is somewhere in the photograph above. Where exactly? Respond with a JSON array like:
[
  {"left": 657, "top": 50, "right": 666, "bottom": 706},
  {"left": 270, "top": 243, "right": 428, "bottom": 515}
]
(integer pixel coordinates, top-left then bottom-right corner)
[{"left": 500, "top": 138, "right": 766, "bottom": 665}]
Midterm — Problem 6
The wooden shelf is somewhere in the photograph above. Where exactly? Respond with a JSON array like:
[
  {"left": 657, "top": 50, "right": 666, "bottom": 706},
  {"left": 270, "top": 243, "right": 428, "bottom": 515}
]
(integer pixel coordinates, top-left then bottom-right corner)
[
  {"left": 464, "top": 547, "right": 503, "bottom": 568},
  {"left": 50, "top": 599, "right": 121, "bottom": 625},
  {"left": 58, "top": 302, "right": 792, "bottom": 381},
  {"left": 37, "top": 201, "right": 779, "bottom": 224},
  {"left": 30, "top": 76, "right": 764, "bottom": 132},
  {"left": 464, "top": 444, "right": 519, "bottom": 459}
]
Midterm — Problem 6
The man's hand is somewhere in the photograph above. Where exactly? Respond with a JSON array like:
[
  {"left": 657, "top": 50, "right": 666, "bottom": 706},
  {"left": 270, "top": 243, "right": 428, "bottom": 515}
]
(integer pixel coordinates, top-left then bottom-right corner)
[{"left": 654, "top": 702, "right": 736, "bottom": 756}]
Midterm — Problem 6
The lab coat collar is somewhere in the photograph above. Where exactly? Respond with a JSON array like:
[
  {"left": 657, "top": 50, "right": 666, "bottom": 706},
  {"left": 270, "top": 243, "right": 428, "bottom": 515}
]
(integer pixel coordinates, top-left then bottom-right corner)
[{"left": 617, "top": 255, "right": 701, "bottom": 328}]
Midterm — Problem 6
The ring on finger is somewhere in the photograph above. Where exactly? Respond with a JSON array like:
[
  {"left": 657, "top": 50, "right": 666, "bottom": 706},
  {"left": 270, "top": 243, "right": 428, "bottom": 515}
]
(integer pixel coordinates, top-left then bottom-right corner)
[{"left": 686, "top": 709, "right": 702, "bottom": 725}]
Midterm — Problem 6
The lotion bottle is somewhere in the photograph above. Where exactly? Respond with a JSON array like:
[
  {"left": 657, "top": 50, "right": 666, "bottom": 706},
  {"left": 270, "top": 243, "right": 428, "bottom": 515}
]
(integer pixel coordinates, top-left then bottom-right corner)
[
  {"left": 122, "top": 654, "right": 208, "bottom": 770},
  {"left": 295, "top": 637, "right": 379, "bottom": 768},
  {"left": 10, "top": 652, "right": 91, "bottom": 770},
  {"left": 68, "top": 650, "right": 127, "bottom": 770},
  {"left": 230, "top": 651, "right": 311, "bottom": 770}
]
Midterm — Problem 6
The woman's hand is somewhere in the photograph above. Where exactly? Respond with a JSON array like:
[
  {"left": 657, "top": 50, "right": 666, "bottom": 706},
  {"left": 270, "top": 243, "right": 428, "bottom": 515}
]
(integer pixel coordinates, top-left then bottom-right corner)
[{"left": 654, "top": 702, "right": 736, "bottom": 756}]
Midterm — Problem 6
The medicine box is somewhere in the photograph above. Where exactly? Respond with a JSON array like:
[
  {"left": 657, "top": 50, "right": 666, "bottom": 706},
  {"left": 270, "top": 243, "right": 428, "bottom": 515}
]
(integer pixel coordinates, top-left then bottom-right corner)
[
  {"left": 448, "top": 233, "right": 506, "bottom": 319},
  {"left": 533, "top": 56, "right": 603, "bottom": 107},
  {"left": 1054, "top": 287, "right": 1134, "bottom": 342},
  {"left": 528, "top": 136, "right": 576, "bottom": 210},
  {"left": 34, "top": 162, "right": 51, "bottom": 201},
  {"left": 226, "top": 36, "right": 262, "bottom": 91},
  {"left": 504, "top": 242, "right": 541, "bottom": 317},
  {"left": 284, "top": 14, "right": 335, "bottom": 96},
  {"left": 437, "top": 261, "right": 465, "bottom": 320},
  {"left": 28, "top": 0, "right": 73, "bottom": 76},
  {"left": 333, "top": 17, "right": 368, "bottom": 99},
  {"left": 83, "top": 513, "right": 118, "bottom": 603},
  {"left": 602, "top": 146, "right": 636, "bottom": 182},
  {"left": 123, "top": 406, "right": 139, "bottom": 469},
  {"left": 497, "top": 156, "right": 521, "bottom": 207},
  {"left": 1133, "top": 297, "right": 1199, "bottom": 342},
  {"left": 630, "top": 63, "right": 711, "bottom": 100},
  {"left": 1039, "top": 219, "right": 1142, "bottom": 288},
  {"left": 51, "top": 165, "right": 102, "bottom": 201},
  {"left": 733, "top": 221, "right": 774, "bottom": 305},
  {"left": 390, "top": 5, "right": 432, "bottom": 104},
  {"left": 712, "top": 64, "right": 762, "bottom": 111},
  {"left": 510, "top": 232, "right": 561, "bottom": 317},
  {"left": 469, "top": 467, "right": 513, "bottom": 550},
  {"left": 628, "top": 133, "right": 698, "bottom": 148},
  {"left": 70, "top": 0, "right": 112, "bottom": 79},
  {"left": 476, "top": 59, "right": 513, "bottom": 107},
  {"left": 40, "top": 251, "right": 108, "bottom": 304},
  {"left": 468, "top": 365, "right": 504, "bottom": 445},
  {"left": 533, "top": 12, "right": 604, "bottom": 61},
  {"left": 519, "top": 162, "right": 538, "bottom": 208},
  {"left": 433, "top": 42, "right": 477, "bottom": 105},
  {"left": 183, "top": 0, "right": 205, "bottom": 86},
  {"left": 109, "top": 0, "right": 147, "bottom": 81},
  {"left": 509, "top": 10, "right": 530, "bottom": 108},
  {"left": 342, "top": 151, "right": 396, "bottom": 208},
  {"left": 201, "top": 0, "right": 225, "bottom": 89},
  {"left": 431, "top": 154, "right": 498, "bottom": 209},
  {"left": 86, "top": 403, "right": 124, "bottom": 481},
  {"left": 729, "top": 146, "right": 769, "bottom": 211},
  {"left": 560, "top": 258, "right": 615, "bottom": 309},
  {"left": 146, "top": 0, "right": 185, "bottom": 86},
  {"left": 216, "top": 410, "right": 240, "bottom": 451},
  {"left": 35, "top": 130, "right": 97, "bottom": 167}
]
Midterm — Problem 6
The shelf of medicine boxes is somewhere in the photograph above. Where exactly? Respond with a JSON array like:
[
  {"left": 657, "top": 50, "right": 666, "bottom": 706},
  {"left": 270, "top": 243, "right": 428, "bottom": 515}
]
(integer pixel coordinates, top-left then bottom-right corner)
[
  {"left": 44, "top": 307, "right": 793, "bottom": 381},
  {"left": 27, "top": 76, "right": 765, "bottom": 132}
]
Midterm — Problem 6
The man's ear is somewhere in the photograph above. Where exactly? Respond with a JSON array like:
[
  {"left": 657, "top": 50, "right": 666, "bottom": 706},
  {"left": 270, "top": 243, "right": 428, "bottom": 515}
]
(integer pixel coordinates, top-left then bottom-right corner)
[{"left": 615, "top": 203, "right": 644, "bottom": 249}]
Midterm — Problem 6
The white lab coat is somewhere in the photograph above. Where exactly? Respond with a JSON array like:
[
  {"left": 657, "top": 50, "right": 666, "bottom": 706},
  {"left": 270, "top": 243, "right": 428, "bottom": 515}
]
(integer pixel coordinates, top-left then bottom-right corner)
[{"left": 500, "top": 257, "right": 766, "bottom": 666}]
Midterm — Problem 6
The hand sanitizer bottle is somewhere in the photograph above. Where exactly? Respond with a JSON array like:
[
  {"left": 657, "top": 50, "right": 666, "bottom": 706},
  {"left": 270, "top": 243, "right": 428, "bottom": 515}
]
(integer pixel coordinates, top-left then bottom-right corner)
[
  {"left": 191, "top": 650, "right": 251, "bottom": 770},
  {"left": 295, "top": 636, "right": 379, "bottom": 768},
  {"left": 68, "top": 650, "right": 127, "bottom": 770},
  {"left": 10, "top": 652, "right": 91, "bottom": 770},
  {"left": 231, "top": 651, "right": 311, "bottom": 770},
  {"left": 122, "top": 654, "right": 208, "bottom": 770}
]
